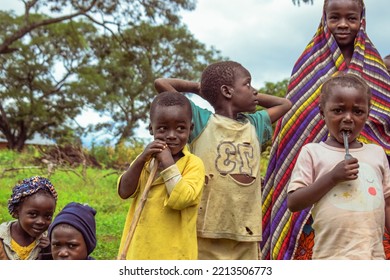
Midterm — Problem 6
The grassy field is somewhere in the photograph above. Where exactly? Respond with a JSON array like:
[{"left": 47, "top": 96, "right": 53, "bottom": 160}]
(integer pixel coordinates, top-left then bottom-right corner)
[{"left": 0, "top": 148, "right": 129, "bottom": 260}]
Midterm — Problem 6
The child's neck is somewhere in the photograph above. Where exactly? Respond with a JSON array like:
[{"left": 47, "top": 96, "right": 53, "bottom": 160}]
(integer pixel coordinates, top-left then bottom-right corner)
[
  {"left": 11, "top": 222, "right": 35, "bottom": 246},
  {"left": 214, "top": 106, "right": 239, "bottom": 120},
  {"left": 325, "top": 136, "right": 362, "bottom": 149},
  {"left": 172, "top": 151, "right": 184, "bottom": 163},
  {"left": 340, "top": 45, "right": 354, "bottom": 66}
]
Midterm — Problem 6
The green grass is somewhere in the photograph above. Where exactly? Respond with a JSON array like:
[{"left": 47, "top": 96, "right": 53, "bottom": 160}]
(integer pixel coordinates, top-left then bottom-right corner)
[{"left": 0, "top": 149, "right": 129, "bottom": 260}]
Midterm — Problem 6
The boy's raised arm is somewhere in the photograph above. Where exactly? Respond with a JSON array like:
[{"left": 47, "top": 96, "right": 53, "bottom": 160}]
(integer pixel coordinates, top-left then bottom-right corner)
[
  {"left": 154, "top": 78, "right": 200, "bottom": 96},
  {"left": 256, "top": 93, "right": 292, "bottom": 123}
]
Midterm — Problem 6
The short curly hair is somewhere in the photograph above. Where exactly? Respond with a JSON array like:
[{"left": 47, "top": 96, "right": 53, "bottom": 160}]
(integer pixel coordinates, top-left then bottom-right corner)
[
  {"left": 319, "top": 72, "right": 372, "bottom": 109},
  {"left": 200, "top": 61, "right": 245, "bottom": 108},
  {"left": 150, "top": 91, "right": 192, "bottom": 122},
  {"left": 8, "top": 176, "right": 58, "bottom": 217}
]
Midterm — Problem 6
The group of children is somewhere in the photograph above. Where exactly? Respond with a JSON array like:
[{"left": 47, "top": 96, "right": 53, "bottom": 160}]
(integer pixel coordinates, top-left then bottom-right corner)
[
  {"left": 119, "top": 61, "right": 292, "bottom": 260},
  {"left": 0, "top": 176, "right": 97, "bottom": 260},
  {"left": 1, "top": 0, "right": 389, "bottom": 261},
  {"left": 118, "top": 0, "right": 389, "bottom": 260}
]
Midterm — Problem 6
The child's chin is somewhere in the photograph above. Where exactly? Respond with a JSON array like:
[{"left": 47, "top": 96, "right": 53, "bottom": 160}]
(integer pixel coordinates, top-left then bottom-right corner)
[{"left": 31, "top": 230, "right": 45, "bottom": 237}]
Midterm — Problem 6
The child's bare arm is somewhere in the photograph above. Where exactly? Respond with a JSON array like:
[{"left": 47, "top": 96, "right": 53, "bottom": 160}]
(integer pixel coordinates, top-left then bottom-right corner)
[
  {"left": 118, "top": 140, "right": 166, "bottom": 199},
  {"left": 288, "top": 157, "right": 359, "bottom": 212},
  {"left": 288, "top": 173, "right": 337, "bottom": 212},
  {"left": 154, "top": 78, "right": 201, "bottom": 96},
  {"left": 256, "top": 93, "right": 292, "bottom": 123},
  {"left": 385, "top": 196, "right": 390, "bottom": 235}
]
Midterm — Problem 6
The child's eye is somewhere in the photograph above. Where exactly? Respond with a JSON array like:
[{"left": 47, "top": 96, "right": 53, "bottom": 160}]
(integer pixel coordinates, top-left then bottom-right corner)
[
  {"left": 68, "top": 243, "right": 78, "bottom": 249},
  {"left": 28, "top": 212, "right": 37, "bottom": 218},
  {"left": 177, "top": 126, "right": 188, "bottom": 133},
  {"left": 354, "top": 109, "right": 364, "bottom": 115},
  {"left": 332, "top": 108, "right": 343, "bottom": 114}
]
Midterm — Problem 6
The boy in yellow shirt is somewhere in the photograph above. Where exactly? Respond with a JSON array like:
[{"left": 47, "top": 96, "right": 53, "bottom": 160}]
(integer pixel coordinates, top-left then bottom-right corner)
[{"left": 117, "top": 91, "right": 205, "bottom": 260}]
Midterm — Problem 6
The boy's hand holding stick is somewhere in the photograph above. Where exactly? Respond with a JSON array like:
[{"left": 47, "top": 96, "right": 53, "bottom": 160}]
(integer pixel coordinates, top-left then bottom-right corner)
[{"left": 118, "top": 159, "right": 159, "bottom": 260}]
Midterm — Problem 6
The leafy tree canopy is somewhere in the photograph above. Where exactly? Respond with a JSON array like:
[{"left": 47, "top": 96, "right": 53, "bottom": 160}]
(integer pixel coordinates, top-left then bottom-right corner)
[
  {"left": 0, "top": 2, "right": 224, "bottom": 150},
  {"left": 0, "top": 12, "right": 98, "bottom": 150},
  {"left": 0, "top": 0, "right": 196, "bottom": 55},
  {"left": 292, "top": 0, "right": 314, "bottom": 6},
  {"left": 75, "top": 22, "right": 224, "bottom": 144}
]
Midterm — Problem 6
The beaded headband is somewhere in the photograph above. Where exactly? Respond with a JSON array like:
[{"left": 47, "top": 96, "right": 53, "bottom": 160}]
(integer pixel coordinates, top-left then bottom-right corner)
[{"left": 8, "top": 176, "right": 58, "bottom": 216}]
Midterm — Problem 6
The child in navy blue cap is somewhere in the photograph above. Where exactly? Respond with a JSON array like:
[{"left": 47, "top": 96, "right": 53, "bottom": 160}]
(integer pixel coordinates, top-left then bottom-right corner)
[{"left": 48, "top": 202, "right": 97, "bottom": 260}]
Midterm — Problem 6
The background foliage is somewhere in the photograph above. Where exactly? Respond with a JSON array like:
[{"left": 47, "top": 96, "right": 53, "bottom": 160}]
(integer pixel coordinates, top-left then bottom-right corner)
[{"left": 0, "top": 0, "right": 223, "bottom": 151}]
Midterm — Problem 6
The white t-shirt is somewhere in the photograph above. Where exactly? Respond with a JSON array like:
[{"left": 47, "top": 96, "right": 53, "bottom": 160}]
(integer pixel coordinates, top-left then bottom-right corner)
[{"left": 288, "top": 142, "right": 390, "bottom": 259}]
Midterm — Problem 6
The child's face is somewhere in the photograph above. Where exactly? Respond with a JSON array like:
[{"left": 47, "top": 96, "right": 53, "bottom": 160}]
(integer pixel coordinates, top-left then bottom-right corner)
[
  {"left": 149, "top": 104, "right": 193, "bottom": 157},
  {"left": 51, "top": 224, "right": 88, "bottom": 260},
  {"left": 325, "top": 0, "right": 361, "bottom": 49},
  {"left": 230, "top": 67, "right": 258, "bottom": 114},
  {"left": 321, "top": 84, "right": 369, "bottom": 146},
  {"left": 15, "top": 192, "right": 56, "bottom": 239}
]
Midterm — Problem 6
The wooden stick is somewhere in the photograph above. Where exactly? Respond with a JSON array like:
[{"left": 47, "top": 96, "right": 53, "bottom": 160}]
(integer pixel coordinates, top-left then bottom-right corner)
[{"left": 118, "top": 159, "right": 159, "bottom": 260}]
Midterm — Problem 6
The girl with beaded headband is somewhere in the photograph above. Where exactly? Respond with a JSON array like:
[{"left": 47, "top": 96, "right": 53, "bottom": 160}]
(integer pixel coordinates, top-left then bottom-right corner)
[
  {"left": 261, "top": 0, "right": 390, "bottom": 260},
  {"left": 0, "top": 176, "right": 58, "bottom": 260}
]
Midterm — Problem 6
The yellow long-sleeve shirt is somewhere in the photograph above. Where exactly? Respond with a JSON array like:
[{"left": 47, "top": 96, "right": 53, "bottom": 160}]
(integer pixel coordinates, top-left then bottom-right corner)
[{"left": 117, "top": 146, "right": 205, "bottom": 260}]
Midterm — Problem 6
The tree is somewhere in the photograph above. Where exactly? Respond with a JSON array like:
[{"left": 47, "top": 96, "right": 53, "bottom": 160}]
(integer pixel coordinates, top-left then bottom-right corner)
[
  {"left": 1, "top": 1, "right": 216, "bottom": 150},
  {"left": 74, "top": 23, "right": 224, "bottom": 144},
  {"left": 259, "top": 79, "right": 289, "bottom": 99},
  {"left": 0, "top": 12, "right": 97, "bottom": 151},
  {"left": 0, "top": 0, "right": 196, "bottom": 55},
  {"left": 258, "top": 79, "right": 289, "bottom": 153},
  {"left": 292, "top": 0, "right": 314, "bottom": 6}
]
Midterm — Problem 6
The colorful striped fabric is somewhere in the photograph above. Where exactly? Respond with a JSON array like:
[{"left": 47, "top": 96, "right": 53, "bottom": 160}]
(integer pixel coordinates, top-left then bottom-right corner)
[{"left": 261, "top": 1, "right": 390, "bottom": 260}]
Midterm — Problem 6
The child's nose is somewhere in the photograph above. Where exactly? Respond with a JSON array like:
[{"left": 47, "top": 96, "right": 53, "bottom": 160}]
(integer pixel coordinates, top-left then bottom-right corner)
[
  {"left": 167, "top": 131, "right": 176, "bottom": 139},
  {"left": 58, "top": 248, "right": 69, "bottom": 257},
  {"left": 338, "top": 18, "right": 348, "bottom": 28},
  {"left": 35, "top": 216, "right": 45, "bottom": 225},
  {"left": 343, "top": 112, "right": 353, "bottom": 121}
]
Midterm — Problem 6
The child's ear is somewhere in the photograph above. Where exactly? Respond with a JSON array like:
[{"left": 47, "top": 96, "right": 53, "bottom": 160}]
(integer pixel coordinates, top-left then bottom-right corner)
[
  {"left": 319, "top": 106, "right": 325, "bottom": 119},
  {"left": 148, "top": 123, "right": 153, "bottom": 135},
  {"left": 12, "top": 209, "right": 19, "bottom": 219},
  {"left": 221, "top": 85, "right": 233, "bottom": 99}
]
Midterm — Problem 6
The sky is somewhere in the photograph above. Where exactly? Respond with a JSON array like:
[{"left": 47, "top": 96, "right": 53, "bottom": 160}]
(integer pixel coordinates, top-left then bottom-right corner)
[
  {"left": 180, "top": 0, "right": 389, "bottom": 88},
  {"left": 1, "top": 0, "right": 389, "bottom": 143},
  {"left": 4, "top": 0, "right": 388, "bottom": 88}
]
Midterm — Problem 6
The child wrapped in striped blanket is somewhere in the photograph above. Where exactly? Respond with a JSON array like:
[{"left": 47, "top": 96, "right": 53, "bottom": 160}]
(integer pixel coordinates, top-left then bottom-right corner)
[{"left": 261, "top": 0, "right": 390, "bottom": 260}]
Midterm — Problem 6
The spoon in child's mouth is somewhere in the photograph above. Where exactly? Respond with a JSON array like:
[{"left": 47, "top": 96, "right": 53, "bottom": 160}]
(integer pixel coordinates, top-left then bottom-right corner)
[{"left": 342, "top": 131, "right": 352, "bottom": 160}]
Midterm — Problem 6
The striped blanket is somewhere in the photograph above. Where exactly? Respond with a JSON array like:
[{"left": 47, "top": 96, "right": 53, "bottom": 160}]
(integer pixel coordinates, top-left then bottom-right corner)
[{"left": 261, "top": 1, "right": 390, "bottom": 260}]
